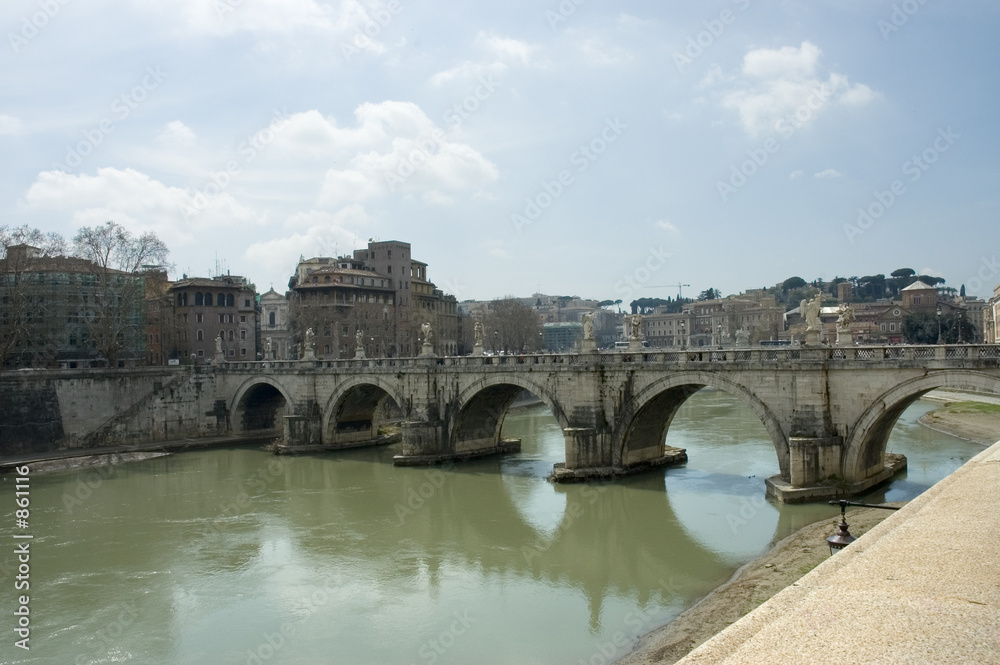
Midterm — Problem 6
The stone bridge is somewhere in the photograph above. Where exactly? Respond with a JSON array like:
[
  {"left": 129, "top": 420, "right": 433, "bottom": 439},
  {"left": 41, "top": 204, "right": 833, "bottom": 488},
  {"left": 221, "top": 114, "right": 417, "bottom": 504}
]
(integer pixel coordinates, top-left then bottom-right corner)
[{"left": 212, "top": 344, "right": 1000, "bottom": 502}]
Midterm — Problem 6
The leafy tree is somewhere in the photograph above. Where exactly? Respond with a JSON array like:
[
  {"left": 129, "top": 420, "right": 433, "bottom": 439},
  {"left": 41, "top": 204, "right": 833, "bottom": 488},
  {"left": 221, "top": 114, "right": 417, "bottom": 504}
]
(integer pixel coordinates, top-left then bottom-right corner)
[
  {"left": 890, "top": 268, "right": 915, "bottom": 278},
  {"left": 781, "top": 276, "right": 806, "bottom": 293},
  {"left": 698, "top": 288, "right": 718, "bottom": 300},
  {"left": 903, "top": 311, "right": 977, "bottom": 344},
  {"left": 72, "top": 221, "right": 169, "bottom": 367}
]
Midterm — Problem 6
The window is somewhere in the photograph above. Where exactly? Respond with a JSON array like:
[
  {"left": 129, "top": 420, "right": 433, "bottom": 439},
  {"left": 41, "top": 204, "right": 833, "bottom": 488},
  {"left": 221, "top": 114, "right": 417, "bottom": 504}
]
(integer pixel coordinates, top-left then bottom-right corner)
[
  {"left": 219, "top": 314, "right": 225, "bottom": 323},
  {"left": 197, "top": 349, "right": 204, "bottom": 357},
  {"left": 245, "top": 299, "right": 250, "bottom": 307},
  {"left": 240, "top": 315, "right": 246, "bottom": 323},
  {"left": 196, "top": 313, "right": 203, "bottom": 323},
  {"left": 241, "top": 348, "right": 247, "bottom": 356},
  {"left": 219, "top": 330, "right": 225, "bottom": 340},
  {"left": 226, "top": 294, "right": 234, "bottom": 307},
  {"left": 195, "top": 292, "right": 203, "bottom": 306},
  {"left": 269, "top": 312, "right": 275, "bottom": 326},
  {"left": 228, "top": 314, "right": 234, "bottom": 323},
  {"left": 228, "top": 349, "right": 235, "bottom": 356},
  {"left": 197, "top": 330, "right": 204, "bottom": 341},
  {"left": 913, "top": 296, "right": 921, "bottom": 305},
  {"left": 240, "top": 330, "right": 246, "bottom": 340},
  {"left": 890, "top": 323, "right": 896, "bottom": 332},
  {"left": 205, "top": 293, "right": 213, "bottom": 306},
  {"left": 228, "top": 330, "right": 234, "bottom": 341}
]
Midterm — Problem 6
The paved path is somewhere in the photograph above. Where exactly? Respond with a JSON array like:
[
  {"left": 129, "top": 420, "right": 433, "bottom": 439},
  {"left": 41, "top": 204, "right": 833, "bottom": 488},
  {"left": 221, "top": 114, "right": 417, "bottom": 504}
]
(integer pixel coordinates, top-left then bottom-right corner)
[
  {"left": 924, "top": 388, "right": 1000, "bottom": 406},
  {"left": 675, "top": 439, "right": 1000, "bottom": 664}
]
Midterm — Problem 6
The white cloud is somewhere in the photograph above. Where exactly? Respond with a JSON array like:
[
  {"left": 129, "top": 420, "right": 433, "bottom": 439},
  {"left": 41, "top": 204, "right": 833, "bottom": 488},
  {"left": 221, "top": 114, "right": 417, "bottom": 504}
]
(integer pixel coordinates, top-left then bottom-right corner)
[
  {"left": 156, "top": 120, "right": 197, "bottom": 146},
  {"left": 716, "top": 41, "right": 877, "bottom": 137},
  {"left": 475, "top": 32, "right": 538, "bottom": 66},
  {"left": 245, "top": 206, "right": 371, "bottom": 282},
  {"left": 0, "top": 114, "right": 23, "bottom": 136},
  {"left": 577, "top": 37, "right": 633, "bottom": 66},
  {"left": 789, "top": 170, "right": 803, "bottom": 179},
  {"left": 21, "top": 167, "right": 262, "bottom": 250},
  {"left": 656, "top": 219, "right": 679, "bottom": 233},
  {"left": 814, "top": 169, "right": 841, "bottom": 179},
  {"left": 304, "top": 101, "right": 498, "bottom": 207},
  {"left": 430, "top": 61, "right": 507, "bottom": 87}
]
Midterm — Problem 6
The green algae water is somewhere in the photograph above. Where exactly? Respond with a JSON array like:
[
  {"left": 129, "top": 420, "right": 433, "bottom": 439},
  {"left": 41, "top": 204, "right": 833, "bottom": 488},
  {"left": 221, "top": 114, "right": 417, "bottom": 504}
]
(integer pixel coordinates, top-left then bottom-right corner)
[{"left": 0, "top": 390, "right": 985, "bottom": 664}]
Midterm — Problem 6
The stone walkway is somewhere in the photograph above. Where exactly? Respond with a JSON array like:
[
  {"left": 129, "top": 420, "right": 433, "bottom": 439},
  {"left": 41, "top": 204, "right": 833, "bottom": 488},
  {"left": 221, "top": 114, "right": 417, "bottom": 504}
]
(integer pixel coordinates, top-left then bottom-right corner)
[{"left": 675, "top": 439, "right": 1000, "bottom": 664}]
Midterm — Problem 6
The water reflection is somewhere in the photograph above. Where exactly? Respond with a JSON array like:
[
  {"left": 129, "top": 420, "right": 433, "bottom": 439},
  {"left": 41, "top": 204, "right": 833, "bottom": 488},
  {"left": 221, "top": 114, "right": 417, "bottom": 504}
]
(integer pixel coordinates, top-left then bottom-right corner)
[{"left": 0, "top": 390, "right": 985, "bottom": 665}]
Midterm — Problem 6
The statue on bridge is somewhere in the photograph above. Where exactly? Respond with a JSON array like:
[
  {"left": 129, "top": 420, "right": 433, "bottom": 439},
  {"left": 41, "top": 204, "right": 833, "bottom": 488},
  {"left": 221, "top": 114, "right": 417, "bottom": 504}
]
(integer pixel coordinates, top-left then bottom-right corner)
[
  {"left": 472, "top": 318, "right": 485, "bottom": 357},
  {"left": 836, "top": 304, "right": 855, "bottom": 347},
  {"left": 801, "top": 294, "right": 822, "bottom": 331},
  {"left": 302, "top": 327, "right": 316, "bottom": 361},
  {"left": 735, "top": 328, "right": 751, "bottom": 348},
  {"left": 628, "top": 314, "right": 643, "bottom": 341},
  {"left": 420, "top": 322, "right": 435, "bottom": 357},
  {"left": 582, "top": 312, "right": 595, "bottom": 340},
  {"left": 355, "top": 329, "right": 366, "bottom": 359}
]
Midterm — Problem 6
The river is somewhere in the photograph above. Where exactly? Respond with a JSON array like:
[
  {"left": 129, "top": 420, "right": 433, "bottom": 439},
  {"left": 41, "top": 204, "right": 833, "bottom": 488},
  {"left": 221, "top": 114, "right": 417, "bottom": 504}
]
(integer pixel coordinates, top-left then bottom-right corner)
[{"left": 0, "top": 390, "right": 985, "bottom": 665}]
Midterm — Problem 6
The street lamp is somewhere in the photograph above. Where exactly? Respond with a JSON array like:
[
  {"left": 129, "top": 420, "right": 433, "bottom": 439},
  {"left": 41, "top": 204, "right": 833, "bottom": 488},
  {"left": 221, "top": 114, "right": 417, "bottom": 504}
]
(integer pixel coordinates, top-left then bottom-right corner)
[
  {"left": 680, "top": 320, "right": 686, "bottom": 349},
  {"left": 936, "top": 307, "right": 943, "bottom": 345},
  {"left": 826, "top": 499, "right": 900, "bottom": 555}
]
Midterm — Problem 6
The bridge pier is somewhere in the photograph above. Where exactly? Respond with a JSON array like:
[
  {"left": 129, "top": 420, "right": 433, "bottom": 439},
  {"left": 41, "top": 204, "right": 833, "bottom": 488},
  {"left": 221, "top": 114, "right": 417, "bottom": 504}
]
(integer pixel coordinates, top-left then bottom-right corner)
[
  {"left": 392, "top": 419, "right": 520, "bottom": 466},
  {"left": 765, "top": 436, "right": 907, "bottom": 503},
  {"left": 551, "top": 427, "right": 687, "bottom": 482}
]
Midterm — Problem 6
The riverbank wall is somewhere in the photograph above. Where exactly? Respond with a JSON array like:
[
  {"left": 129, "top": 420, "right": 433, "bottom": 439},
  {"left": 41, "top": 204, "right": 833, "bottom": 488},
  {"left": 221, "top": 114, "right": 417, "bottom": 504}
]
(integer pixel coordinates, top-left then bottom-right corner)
[
  {"left": 672, "top": 438, "right": 1000, "bottom": 664},
  {"left": 0, "top": 367, "right": 224, "bottom": 459}
]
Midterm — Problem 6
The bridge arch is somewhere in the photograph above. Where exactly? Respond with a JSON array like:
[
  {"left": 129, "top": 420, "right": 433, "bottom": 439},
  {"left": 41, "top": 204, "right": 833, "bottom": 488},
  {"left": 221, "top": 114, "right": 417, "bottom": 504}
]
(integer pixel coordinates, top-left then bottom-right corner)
[
  {"left": 616, "top": 371, "right": 788, "bottom": 476},
  {"left": 452, "top": 375, "right": 570, "bottom": 455},
  {"left": 230, "top": 376, "right": 294, "bottom": 434},
  {"left": 844, "top": 369, "right": 1000, "bottom": 480},
  {"left": 323, "top": 376, "right": 409, "bottom": 447}
]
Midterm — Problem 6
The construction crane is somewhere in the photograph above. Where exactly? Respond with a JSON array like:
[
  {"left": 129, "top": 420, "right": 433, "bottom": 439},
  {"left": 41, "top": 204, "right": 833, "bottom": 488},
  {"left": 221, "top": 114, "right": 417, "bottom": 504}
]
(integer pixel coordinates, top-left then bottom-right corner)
[{"left": 646, "top": 283, "right": 690, "bottom": 299}]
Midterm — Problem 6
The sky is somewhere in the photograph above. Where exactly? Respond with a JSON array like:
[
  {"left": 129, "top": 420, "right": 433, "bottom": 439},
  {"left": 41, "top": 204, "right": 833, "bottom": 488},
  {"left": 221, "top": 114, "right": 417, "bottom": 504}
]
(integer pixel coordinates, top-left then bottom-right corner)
[{"left": 1, "top": 1, "right": 998, "bottom": 304}]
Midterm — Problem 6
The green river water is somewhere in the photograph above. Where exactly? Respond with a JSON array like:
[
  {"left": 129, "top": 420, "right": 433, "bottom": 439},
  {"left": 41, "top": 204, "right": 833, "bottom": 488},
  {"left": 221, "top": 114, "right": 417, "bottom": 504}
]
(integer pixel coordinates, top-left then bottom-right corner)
[{"left": 0, "top": 390, "right": 985, "bottom": 665}]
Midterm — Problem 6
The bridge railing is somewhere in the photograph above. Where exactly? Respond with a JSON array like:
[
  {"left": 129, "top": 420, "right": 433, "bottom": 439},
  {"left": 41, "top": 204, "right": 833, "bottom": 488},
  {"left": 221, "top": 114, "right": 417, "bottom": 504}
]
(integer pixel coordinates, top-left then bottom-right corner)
[{"left": 210, "top": 344, "right": 1000, "bottom": 371}]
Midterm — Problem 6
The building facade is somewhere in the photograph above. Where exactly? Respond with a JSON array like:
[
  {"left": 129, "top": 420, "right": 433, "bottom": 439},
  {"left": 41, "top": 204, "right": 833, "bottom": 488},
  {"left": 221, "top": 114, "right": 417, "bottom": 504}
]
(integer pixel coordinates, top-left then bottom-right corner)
[
  {"left": 0, "top": 244, "right": 147, "bottom": 368},
  {"left": 259, "top": 288, "right": 292, "bottom": 360},
  {"left": 289, "top": 240, "right": 457, "bottom": 358},
  {"left": 164, "top": 275, "right": 258, "bottom": 363}
]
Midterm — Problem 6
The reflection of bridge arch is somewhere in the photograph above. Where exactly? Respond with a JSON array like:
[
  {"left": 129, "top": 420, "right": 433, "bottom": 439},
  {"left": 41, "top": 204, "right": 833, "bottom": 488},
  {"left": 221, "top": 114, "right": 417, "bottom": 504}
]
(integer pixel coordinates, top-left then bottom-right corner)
[
  {"left": 323, "top": 376, "right": 408, "bottom": 446},
  {"left": 617, "top": 372, "right": 787, "bottom": 476},
  {"left": 230, "top": 376, "right": 293, "bottom": 434},
  {"left": 844, "top": 370, "right": 1000, "bottom": 479},
  {"left": 452, "top": 376, "right": 569, "bottom": 454}
]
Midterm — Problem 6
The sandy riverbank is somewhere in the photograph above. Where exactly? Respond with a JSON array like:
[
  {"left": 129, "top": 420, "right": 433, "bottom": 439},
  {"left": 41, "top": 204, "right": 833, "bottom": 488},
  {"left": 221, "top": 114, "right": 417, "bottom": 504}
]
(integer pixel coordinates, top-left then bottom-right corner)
[
  {"left": 616, "top": 506, "right": 899, "bottom": 665},
  {"left": 917, "top": 400, "right": 1000, "bottom": 446}
]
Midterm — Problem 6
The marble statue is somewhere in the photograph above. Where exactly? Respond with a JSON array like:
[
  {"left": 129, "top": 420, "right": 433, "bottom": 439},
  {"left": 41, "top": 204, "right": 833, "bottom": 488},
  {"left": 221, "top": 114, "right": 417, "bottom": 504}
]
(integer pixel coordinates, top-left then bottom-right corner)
[
  {"left": 836, "top": 304, "right": 855, "bottom": 332},
  {"left": 582, "top": 312, "right": 595, "bottom": 340},
  {"left": 801, "top": 294, "right": 822, "bottom": 332},
  {"left": 474, "top": 319, "right": 484, "bottom": 346},
  {"left": 629, "top": 314, "right": 643, "bottom": 340}
]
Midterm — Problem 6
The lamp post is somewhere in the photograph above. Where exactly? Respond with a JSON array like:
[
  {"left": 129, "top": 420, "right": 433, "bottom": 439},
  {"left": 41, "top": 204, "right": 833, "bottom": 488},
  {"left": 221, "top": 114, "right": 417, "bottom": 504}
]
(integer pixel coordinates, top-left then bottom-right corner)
[
  {"left": 826, "top": 499, "right": 900, "bottom": 555},
  {"left": 936, "top": 307, "right": 943, "bottom": 344},
  {"left": 680, "top": 320, "right": 686, "bottom": 349}
]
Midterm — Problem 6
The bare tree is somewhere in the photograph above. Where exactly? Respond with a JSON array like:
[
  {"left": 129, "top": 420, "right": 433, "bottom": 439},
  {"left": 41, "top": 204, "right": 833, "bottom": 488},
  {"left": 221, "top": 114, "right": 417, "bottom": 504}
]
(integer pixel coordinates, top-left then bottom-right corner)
[
  {"left": 72, "top": 222, "right": 169, "bottom": 367},
  {"left": 484, "top": 297, "right": 542, "bottom": 354},
  {"left": 0, "top": 226, "right": 67, "bottom": 366}
]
